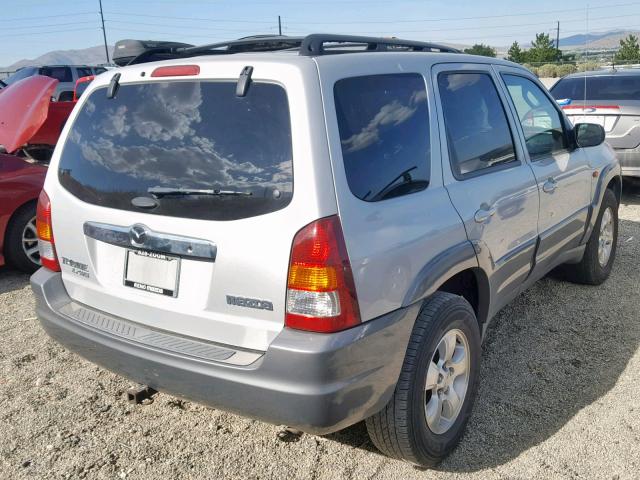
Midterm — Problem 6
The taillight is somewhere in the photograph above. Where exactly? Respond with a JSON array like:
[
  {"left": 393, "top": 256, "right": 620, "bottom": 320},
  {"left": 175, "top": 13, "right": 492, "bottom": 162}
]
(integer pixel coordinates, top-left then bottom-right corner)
[
  {"left": 285, "top": 216, "right": 361, "bottom": 333},
  {"left": 36, "top": 190, "right": 60, "bottom": 272}
]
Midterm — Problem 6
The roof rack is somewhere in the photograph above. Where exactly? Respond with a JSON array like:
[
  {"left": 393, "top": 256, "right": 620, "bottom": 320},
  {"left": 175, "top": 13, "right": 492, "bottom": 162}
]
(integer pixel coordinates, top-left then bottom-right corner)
[
  {"left": 298, "top": 34, "right": 460, "bottom": 56},
  {"left": 119, "top": 33, "right": 460, "bottom": 66}
]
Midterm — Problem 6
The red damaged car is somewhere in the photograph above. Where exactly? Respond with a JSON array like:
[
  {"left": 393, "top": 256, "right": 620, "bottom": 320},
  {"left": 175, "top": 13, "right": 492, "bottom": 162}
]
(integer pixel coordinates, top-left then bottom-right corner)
[{"left": 0, "top": 75, "right": 88, "bottom": 272}]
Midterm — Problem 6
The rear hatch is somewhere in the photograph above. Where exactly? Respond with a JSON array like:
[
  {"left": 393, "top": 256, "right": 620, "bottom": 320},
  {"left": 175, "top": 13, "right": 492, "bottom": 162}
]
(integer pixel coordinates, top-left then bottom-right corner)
[
  {"left": 551, "top": 74, "right": 640, "bottom": 150},
  {"left": 45, "top": 58, "right": 336, "bottom": 352}
]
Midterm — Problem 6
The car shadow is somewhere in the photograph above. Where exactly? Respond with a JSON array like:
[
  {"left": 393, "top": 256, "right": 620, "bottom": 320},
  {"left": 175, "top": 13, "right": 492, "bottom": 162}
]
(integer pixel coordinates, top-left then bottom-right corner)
[
  {"left": 622, "top": 178, "right": 640, "bottom": 206},
  {"left": 0, "top": 267, "right": 31, "bottom": 295},
  {"left": 324, "top": 216, "right": 640, "bottom": 472}
]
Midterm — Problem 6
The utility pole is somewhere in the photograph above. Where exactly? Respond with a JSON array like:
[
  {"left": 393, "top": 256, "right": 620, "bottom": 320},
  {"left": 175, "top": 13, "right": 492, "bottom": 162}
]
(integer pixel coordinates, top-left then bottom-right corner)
[
  {"left": 556, "top": 20, "right": 561, "bottom": 62},
  {"left": 99, "top": 0, "right": 110, "bottom": 63},
  {"left": 278, "top": 15, "right": 282, "bottom": 36}
]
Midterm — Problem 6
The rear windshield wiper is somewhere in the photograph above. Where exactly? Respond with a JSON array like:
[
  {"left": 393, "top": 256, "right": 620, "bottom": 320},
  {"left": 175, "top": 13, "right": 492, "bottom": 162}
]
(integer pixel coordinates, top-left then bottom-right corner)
[{"left": 148, "top": 186, "right": 252, "bottom": 198}]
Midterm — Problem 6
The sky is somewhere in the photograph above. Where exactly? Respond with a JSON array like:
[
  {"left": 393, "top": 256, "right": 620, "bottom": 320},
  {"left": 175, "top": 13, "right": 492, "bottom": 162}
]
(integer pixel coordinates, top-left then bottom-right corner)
[{"left": 1, "top": 0, "right": 639, "bottom": 66}]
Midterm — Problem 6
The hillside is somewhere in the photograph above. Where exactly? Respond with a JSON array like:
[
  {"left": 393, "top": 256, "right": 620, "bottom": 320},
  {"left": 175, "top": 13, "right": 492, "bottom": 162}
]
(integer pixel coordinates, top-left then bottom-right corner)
[{"left": 2, "top": 45, "right": 112, "bottom": 72}]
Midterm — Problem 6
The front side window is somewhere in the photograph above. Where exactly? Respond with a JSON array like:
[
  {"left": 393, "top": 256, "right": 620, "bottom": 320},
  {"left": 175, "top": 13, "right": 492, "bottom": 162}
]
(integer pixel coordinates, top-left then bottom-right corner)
[
  {"left": 58, "top": 81, "right": 293, "bottom": 221},
  {"left": 503, "top": 74, "right": 567, "bottom": 159},
  {"left": 438, "top": 72, "right": 517, "bottom": 178},
  {"left": 334, "top": 73, "right": 430, "bottom": 202}
]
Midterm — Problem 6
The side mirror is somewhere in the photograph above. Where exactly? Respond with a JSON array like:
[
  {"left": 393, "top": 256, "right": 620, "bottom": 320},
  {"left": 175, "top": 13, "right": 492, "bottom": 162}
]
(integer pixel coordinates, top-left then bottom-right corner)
[{"left": 574, "top": 123, "right": 605, "bottom": 148}]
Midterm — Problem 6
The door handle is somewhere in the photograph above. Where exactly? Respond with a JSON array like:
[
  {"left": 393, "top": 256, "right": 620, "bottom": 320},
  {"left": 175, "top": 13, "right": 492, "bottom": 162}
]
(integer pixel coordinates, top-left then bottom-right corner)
[
  {"left": 474, "top": 205, "right": 497, "bottom": 223},
  {"left": 543, "top": 178, "right": 557, "bottom": 194}
]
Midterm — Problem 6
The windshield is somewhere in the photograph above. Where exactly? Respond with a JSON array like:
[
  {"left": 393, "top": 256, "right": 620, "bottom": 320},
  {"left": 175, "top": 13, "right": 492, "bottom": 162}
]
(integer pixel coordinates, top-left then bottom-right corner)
[
  {"left": 3, "top": 67, "right": 38, "bottom": 86},
  {"left": 58, "top": 80, "right": 293, "bottom": 221},
  {"left": 551, "top": 75, "right": 640, "bottom": 101}
]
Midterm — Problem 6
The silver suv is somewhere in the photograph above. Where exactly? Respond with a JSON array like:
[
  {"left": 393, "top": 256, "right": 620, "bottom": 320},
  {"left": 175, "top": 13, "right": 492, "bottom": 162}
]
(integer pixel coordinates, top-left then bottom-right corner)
[
  {"left": 551, "top": 69, "right": 640, "bottom": 178},
  {"left": 31, "top": 35, "right": 621, "bottom": 466}
]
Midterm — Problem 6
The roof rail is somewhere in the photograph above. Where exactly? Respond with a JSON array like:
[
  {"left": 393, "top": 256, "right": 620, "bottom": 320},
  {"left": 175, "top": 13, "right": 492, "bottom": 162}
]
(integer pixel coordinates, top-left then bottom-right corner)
[
  {"left": 177, "top": 35, "right": 304, "bottom": 56},
  {"left": 120, "top": 34, "right": 460, "bottom": 65},
  {"left": 298, "top": 34, "right": 460, "bottom": 56}
]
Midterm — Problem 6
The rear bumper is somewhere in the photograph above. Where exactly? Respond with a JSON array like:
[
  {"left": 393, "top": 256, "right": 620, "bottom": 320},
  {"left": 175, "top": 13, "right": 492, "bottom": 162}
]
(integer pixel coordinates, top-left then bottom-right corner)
[
  {"left": 31, "top": 268, "right": 418, "bottom": 434},
  {"left": 614, "top": 147, "right": 640, "bottom": 177}
]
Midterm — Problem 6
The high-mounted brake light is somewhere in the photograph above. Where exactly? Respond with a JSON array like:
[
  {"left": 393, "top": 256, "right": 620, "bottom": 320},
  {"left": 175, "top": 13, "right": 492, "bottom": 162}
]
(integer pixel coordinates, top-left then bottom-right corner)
[
  {"left": 36, "top": 190, "right": 60, "bottom": 272},
  {"left": 285, "top": 216, "right": 361, "bottom": 333},
  {"left": 151, "top": 65, "right": 200, "bottom": 77}
]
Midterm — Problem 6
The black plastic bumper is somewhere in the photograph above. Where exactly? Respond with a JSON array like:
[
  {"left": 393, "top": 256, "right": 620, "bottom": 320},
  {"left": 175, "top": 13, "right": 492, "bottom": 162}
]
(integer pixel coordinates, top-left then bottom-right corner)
[{"left": 31, "top": 268, "right": 418, "bottom": 434}]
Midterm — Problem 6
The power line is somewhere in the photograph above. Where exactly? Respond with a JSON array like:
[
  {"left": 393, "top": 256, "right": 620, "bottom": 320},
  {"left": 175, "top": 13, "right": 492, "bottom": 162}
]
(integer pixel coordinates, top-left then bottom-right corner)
[
  {"left": 0, "top": 27, "right": 99, "bottom": 39},
  {"left": 105, "top": 11, "right": 276, "bottom": 24},
  {"left": 0, "top": 11, "right": 95, "bottom": 23},
  {"left": 0, "top": 21, "right": 97, "bottom": 31},
  {"left": 104, "top": 19, "right": 262, "bottom": 34}
]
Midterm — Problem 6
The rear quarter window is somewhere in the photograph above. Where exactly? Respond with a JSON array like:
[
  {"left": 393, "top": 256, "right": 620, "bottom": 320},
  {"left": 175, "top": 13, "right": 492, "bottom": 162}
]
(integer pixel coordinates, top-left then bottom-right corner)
[
  {"left": 58, "top": 81, "right": 293, "bottom": 221},
  {"left": 334, "top": 73, "right": 430, "bottom": 202}
]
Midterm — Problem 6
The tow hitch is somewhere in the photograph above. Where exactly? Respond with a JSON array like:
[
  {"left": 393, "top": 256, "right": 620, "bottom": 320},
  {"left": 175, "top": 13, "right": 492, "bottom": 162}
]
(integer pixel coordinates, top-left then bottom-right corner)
[{"left": 126, "top": 385, "right": 158, "bottom": 404}]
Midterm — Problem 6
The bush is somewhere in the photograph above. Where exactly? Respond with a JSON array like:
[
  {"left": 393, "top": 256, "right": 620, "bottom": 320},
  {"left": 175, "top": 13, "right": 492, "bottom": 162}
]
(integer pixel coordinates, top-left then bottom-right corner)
[
  {"left": 522, "top": 63, "right": 539, "bottom": 76},
  {"left": 577, "top": 61, "right": 602, "bottom": 72},
  {"left": 537, "top": 64, "right": 559, "bottom": 78},
  {"left": 556, "top": 64, "right": 577, "bottom": 77}
]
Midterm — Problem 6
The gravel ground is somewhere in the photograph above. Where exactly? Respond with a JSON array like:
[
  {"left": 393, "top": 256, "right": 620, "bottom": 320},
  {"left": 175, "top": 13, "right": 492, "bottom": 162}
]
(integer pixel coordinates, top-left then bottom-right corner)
[{"left": 1, "top": 184, "right": 640, "bottom": 480}]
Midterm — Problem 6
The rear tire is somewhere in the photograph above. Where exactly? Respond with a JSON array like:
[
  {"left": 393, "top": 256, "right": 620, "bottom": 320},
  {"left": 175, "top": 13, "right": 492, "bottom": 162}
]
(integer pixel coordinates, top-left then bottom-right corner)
[
  {"left": 5, "top": 202, "right": 40, "bottom": 273},
  {"left": 365, "top": 292, "right": 481, "bottom": 467},
  {"left": 564, "top": 189, "right": 618, "bottom": 285}
]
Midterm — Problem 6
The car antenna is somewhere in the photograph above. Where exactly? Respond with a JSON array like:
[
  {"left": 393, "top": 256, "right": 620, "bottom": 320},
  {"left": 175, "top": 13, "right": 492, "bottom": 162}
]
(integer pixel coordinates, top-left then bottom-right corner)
[
  {"left": 107, "top": 72, "right": 121, "bottom": 99},
  {"left": 236, "top": 66, "right": 253, "bottom": 97}
]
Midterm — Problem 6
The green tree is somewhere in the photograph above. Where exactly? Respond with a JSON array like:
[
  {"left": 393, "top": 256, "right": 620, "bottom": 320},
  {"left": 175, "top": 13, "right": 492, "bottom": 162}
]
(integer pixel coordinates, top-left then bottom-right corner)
[
  {"left": 614, "top": 34, "right": 640, "bottom": 63},
  {"left": 507, "top": 41, "right": 526, "bottom": 63},
  {"left": 527, "top": 33, "right": 560, "bottom": 63},
  {"left": 463, "top": 43, "right": 497, "bottom": 57}
]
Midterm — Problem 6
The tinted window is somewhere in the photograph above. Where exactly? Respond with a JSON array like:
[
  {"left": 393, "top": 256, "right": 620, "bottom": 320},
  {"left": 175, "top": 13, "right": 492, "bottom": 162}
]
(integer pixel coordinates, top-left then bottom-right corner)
[
  {"left": 438, "top": 72, "right": 517, "bottom": 177},
  {"left": 503, "top": 74, "right": 567, "bottom": 158},
  {"left": 3, "top": 67, "right": 38, "bottom": 85},
  {"left": 76, "top": 67, "right": 92, "bottom": 78},
  {"left": 40, "top": 66, "right": 72, "bottom": 83},
  {"left": 94, "top": 67, "right": 107, "bottom": 75},
  {"left": 551, "top": 75, "right": 640, "bottom": 101},
  {"left": 334, "top": 74, "right": 430, "bottom": 202},
  {"left": 58, "top": 81, "right": 293, "bottom": 221}
]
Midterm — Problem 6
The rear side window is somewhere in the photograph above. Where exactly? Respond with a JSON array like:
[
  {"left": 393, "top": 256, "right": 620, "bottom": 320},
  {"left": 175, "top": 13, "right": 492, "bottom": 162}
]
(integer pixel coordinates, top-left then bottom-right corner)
[
  {"left": 438, "top": 72, "right": 517, "bottom": 178},
  {"left": 551, "top": 75, "right": 640, "bottom": 101},
  {"left": 334, "top": 74, "right": 430, "bottom": 202},
  {"left": 58, "top": 81, "right": 293, "bottom": 221},
  {"left": 503, "top": 74, "right": 567, "bottom": 159},
  {"left": 40, "top": 66, "right": 72, "bottom": 83}
]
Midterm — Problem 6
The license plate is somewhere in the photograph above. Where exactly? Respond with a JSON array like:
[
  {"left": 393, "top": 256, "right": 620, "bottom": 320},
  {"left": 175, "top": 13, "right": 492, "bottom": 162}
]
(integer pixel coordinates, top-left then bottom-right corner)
[
  {"left": 123, "top": 249, "right": 180, "bottom": 297},
  {"left": 568, "top": 115, "right": 605, "bottom": 127}
]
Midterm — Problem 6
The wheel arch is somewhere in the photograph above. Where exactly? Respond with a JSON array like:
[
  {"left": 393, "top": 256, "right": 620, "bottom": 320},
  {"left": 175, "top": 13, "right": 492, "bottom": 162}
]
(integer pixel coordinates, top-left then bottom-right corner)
[{"left": 401, "top": 241, "right": 491, "bottom": 330}]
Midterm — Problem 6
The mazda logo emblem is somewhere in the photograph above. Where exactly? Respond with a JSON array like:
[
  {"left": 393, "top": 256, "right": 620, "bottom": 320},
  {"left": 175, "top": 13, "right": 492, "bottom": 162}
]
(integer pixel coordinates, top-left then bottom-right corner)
[{"left": 130, "top": 225, "right": 148, "bottom": 245}]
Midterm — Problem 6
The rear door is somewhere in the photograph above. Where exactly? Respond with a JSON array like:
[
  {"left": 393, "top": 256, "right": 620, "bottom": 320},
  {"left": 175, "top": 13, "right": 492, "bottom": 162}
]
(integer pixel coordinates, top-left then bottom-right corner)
[
  {"left": 46, "top": 60, "right": 335, "bottom": 352},
  {"left": 433, "top": 63, "right": 539, "bottom": 317},
  {"left": 497, "top": 68, "right": 592, "bottom": 273}
]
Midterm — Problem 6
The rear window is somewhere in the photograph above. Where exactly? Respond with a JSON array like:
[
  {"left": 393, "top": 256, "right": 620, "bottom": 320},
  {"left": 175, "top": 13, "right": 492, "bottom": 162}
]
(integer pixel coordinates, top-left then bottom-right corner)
[
  {"left": 58, "top": 81, "right": 293, "bottom": 221},
  {"left": 551, "top": 75, "right": 640, "bottom": 101}
]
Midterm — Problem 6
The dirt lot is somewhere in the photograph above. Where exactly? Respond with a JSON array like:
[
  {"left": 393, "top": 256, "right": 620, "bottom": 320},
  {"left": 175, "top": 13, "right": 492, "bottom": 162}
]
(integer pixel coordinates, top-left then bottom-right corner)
[{"left": 1, "top": 185, "right": 640, "bottom": 480}]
